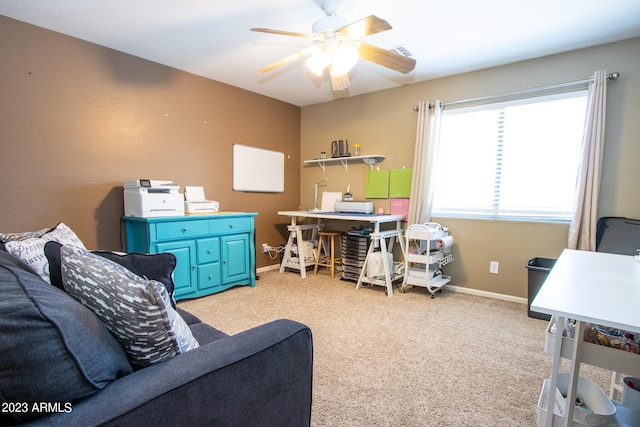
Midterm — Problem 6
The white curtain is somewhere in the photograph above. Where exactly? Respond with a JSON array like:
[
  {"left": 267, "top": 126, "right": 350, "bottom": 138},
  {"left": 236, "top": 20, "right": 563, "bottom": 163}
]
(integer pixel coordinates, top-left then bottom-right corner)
[
  {"left": 407, "top": 100, "right": 443, "bottom": 225},
  {"left": 568, "top": 70, "right": 608, "bottom": 251}
]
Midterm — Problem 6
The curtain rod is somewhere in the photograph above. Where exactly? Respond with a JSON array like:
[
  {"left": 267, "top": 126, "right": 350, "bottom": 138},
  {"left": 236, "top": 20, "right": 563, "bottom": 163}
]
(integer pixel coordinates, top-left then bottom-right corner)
[{"left": 413, "top": 72, "right": 620, "bottom": 111}]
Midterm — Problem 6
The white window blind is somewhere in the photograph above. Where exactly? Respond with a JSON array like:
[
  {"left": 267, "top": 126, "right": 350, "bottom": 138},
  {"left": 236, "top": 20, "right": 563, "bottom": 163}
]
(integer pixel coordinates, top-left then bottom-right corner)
[{"left": 431, "top": 90, "right": 588, "bottom": 221}]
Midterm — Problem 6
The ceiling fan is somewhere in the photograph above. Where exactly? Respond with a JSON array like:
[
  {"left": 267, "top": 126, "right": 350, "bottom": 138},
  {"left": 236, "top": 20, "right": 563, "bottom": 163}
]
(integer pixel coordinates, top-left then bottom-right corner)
[{"left": 250, "top": 0, "right": 416, "bottom": 91}]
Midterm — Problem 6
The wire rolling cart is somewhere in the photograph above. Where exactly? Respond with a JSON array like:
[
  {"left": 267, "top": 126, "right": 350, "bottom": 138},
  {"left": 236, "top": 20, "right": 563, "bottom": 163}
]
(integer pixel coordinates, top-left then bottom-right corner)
[{"left": 401, "top": 222, "right": 454, "bottom": 298}]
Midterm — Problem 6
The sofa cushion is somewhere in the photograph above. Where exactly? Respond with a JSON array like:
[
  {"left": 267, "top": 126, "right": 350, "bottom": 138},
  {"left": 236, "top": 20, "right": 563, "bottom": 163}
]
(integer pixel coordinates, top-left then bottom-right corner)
[
  {"left": 172, "top": 308, "right": 230, "bottom": 344},
  {"left": 61, "top": 245, "right": 199, "bottom": 367},
  {"left": 0, "top": 250, "right": 133, "bottom": 423},
  {"left": 188, "top": 322, "right": 230, "bottom": 345},
  {"left": 45, "top": 241, "right": 178, "bottom": 308},
  {"left": 177, "top": 306, "right": 202, "bottom": 325},
  {"left": 3, "top": 223, "right": 85, "bottom": 283}
]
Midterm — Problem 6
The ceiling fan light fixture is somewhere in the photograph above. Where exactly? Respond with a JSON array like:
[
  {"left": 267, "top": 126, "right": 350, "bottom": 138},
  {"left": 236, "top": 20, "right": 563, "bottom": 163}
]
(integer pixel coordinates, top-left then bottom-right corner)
[
  {"left": 252, "top": 2, "right": 414, "bottom": 91},
  {"left": 306, "top": 47, "right": 331, "bottom": 75},
  {"left": 329, "top": 42, "right": 359, "bottom": 77}
]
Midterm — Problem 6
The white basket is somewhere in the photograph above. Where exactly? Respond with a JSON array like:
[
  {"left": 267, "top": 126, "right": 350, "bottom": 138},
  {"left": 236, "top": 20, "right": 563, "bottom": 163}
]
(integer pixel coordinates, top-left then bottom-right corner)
[
  {"left": 622, "top": 377, "right": 640, "bottom": 410},
  {"left": 537, "top": 374, "right": 616, "bottom": 426},
  {"left": 366, "top": 251, "right": 393, "bottom": 279},
  {"left": 614, "top": 401, "right": 640, "bottom": 427}
]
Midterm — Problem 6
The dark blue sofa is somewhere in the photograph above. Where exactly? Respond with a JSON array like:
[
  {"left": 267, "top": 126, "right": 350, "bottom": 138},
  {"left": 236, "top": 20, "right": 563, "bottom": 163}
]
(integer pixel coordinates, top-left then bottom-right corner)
[{"left": 0, "top": 249, "right": 313, "bottom": 426}]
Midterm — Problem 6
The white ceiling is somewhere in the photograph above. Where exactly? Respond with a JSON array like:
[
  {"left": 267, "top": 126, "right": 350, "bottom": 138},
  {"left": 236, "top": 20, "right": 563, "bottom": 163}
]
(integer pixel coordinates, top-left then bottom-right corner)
[{"left": 2, "top": 0, "right": 640, "bottom": 107}]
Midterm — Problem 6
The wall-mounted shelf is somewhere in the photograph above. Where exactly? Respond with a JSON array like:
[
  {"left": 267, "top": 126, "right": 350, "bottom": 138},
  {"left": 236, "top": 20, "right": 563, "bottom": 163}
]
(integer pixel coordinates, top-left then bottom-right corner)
[{"left": 303, "top": 155, "right": 385, "bottom": 172}]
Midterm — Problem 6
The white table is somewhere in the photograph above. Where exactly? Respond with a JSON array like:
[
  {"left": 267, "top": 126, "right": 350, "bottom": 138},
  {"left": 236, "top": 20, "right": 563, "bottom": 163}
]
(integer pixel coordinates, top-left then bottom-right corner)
[
  {"left": 277, "top": 211, "right": 406, "bottom": 296},
  {"left": 531, "top": 249, "right": 640, "bottom": 426}
]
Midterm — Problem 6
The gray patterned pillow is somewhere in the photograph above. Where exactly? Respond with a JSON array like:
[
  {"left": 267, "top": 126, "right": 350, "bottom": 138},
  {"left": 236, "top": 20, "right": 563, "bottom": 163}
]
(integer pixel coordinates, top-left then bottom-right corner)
[
  {"left": 3, "top": 223, "right": 86, "bottom": 283},
  {"left": 60, "top": 245, "right": 199, "bottom": 367},
  {"left": 0, "top": 226, "right": 51, "bottom": 243}
]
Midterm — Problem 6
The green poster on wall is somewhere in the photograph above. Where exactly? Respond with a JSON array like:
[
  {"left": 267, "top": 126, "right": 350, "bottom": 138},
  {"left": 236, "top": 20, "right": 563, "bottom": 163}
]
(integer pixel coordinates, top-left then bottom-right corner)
[
  {"left": 389, "top": 168, "right": 412, "bottom": 198},
  {"left": 365, "top": 170, "right": 390, "bottom": 199}
]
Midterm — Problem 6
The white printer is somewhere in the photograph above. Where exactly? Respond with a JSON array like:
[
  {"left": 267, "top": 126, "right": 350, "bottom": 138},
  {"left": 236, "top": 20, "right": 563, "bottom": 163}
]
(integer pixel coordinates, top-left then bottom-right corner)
[
  {"left": 184, "top": 186, "right": 219, "bottom": 214},
  {"left": 123, "top": 180, "right": 185, "bottom": 217},
  {"left": 334, "top": 201, "right": 374, "bottom": 214}
]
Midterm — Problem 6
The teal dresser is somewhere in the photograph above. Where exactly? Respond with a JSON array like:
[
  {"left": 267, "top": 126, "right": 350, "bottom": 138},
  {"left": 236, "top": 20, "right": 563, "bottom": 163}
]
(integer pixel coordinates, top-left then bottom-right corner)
[{"left": 122, "top": 212, "right": 258, "bottom": 300}]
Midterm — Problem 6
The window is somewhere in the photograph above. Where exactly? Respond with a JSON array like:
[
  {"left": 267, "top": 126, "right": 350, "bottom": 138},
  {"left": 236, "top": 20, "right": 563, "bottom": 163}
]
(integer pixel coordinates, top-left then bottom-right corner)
[{"left": 431, "top": 91, "right": 588, "bottom": 221}]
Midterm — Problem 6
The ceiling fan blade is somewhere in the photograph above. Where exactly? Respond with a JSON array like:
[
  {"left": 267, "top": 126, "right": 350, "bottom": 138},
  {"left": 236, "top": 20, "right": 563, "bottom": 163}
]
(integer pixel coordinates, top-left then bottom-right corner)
[
  {"left": 250, "top": 27, "right": 311, "bottom": 38},
  {"left": 358, "top": 42, "right": 416, "bottom": 74},
  {"left": 337, "top": 15, "right": 392, "bottom": 39},
  {"left": 330, "top": 73, "right": 350, "bottom": 91},
  {"left": 258, "top": 45, "right": 316, "bottom": 73}
]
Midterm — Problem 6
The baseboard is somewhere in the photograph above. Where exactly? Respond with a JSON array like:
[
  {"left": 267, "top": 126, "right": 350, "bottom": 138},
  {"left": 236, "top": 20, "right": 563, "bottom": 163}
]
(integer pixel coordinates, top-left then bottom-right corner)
[
  {"left": 446, "top": 284, "right": 527, "bottom": 305},
  {"left": 257, "top": 264, "right": 280, "bottom": 274},
  {"left": 257, "top": 264, "right": 527, "bottom": 304}
]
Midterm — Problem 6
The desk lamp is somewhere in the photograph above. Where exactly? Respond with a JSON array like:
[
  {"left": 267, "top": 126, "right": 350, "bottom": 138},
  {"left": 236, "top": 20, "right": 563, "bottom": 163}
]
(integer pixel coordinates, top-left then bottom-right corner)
[{"left": 312, "top": 178, "right": 328, "bottom": 211}]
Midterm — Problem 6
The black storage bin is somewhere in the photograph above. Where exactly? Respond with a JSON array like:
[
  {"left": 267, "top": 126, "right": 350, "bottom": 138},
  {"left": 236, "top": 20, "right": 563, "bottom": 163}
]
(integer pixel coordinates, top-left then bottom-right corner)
[{"left": 526, "top": 258, "right": 557, "bottom": 320}]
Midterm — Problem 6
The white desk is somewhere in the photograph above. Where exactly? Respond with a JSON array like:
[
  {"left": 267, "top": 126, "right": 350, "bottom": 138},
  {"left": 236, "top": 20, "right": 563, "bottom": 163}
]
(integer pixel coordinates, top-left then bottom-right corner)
[
  {"left": 531, "top": 249, "right": 640, "bottom": 426},
  {"left": 278, "top": 211, "right": 406, "bottom": 296}
]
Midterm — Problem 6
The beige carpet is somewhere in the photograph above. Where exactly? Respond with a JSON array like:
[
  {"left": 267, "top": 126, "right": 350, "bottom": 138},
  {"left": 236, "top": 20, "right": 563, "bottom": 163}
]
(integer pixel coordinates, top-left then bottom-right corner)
[{"left": 178, "top": 269, "right": 612, "bottom": 426}]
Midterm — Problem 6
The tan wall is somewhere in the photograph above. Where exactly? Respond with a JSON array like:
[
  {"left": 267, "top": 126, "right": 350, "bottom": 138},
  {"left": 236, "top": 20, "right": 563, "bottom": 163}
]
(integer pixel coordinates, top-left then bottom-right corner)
[
  {"left": 301, "top": 37, "right": 640, "bottom": 298},
  {"left": 0, "top": 16, "right": 301, "bottom": 270},
  {"left": 2, "top": 14, "right": 638, "bottom": 296}
]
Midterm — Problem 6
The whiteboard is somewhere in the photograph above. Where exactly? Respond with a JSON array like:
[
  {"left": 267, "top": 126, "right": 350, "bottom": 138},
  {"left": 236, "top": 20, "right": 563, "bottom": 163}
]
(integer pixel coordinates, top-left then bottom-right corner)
[{"left": 232, "top": 144, "right": 284, "bottom": 192}]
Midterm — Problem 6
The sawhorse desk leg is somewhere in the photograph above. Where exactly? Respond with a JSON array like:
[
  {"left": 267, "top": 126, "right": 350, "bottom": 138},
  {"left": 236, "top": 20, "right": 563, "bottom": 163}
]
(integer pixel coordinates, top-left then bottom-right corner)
[
  {"left": 279, "top": 223, "right": 320, "bottom": 278},
  {"left": 356, "top": 229, "right": 405, "bottom": 297}
]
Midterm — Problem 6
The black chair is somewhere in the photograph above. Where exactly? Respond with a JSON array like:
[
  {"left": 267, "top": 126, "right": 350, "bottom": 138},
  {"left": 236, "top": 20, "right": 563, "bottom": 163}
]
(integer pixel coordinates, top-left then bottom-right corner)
[{"left": 595, "top": 217, "right": 640, "bottom": 255}]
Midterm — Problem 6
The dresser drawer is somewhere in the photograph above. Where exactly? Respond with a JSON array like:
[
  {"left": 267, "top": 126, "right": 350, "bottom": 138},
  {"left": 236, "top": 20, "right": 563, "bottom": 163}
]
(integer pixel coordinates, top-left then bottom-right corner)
[
  {"left": 156, "top": 220, "right": 210, "bottom": 240},
  {"left": 197, "top": 238, "right": 220, "bottom": 264},
  {"left": 210, "top": 217, "right": 251, "bottom": 234},
  {"left": 198, "top": 264, "right": 221, "bottom": 291}
]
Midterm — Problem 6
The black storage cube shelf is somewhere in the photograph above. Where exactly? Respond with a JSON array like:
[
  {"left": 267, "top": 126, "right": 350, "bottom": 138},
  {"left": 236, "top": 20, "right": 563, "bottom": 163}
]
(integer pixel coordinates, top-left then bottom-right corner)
[{"left": 526, "top": 257, "right": 557, "bottom": 321}]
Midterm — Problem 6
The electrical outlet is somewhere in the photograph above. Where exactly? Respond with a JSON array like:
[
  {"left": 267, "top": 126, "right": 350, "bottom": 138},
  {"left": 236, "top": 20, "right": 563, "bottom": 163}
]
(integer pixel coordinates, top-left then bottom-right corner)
[
  {"left": 490, "top": 261, "right": 499, "bottom": 274},
  {"left": 262, "top": 243, "right": 270, "bottom": 253}
]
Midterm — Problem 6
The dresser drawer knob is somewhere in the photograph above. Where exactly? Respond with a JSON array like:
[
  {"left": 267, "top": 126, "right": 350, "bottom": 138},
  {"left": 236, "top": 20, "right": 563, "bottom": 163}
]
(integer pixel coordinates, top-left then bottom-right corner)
[
  {"left": 229, "top": 224, "right": 234, "bottom": 228},
  {"left": 208, "top": 275, "right": 213, "bottom": 279},
  {"left": 207, "top": 249, "right": 212, "bottom": 253},
  {"left": 192, "top": 265, "right": 197, "bottom": 270},
  {"left": 223, "top": 259, "right": 228, "bottom": 264},
  {"left": 182, "top": 227, "right": 188, "bottom": 232}
]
